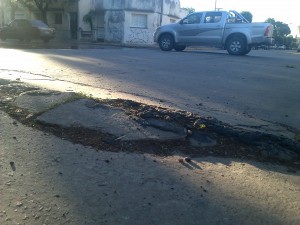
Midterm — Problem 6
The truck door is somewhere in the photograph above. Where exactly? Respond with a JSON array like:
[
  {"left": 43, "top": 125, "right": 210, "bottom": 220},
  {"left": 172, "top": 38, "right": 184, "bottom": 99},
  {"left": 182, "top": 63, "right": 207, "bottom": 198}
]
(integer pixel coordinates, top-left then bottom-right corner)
[
  {"left": 176, "top": 13, "right": 203, "bottom": 43},
  {"left": 197, "top": 11, "right": 224, "bottom": 45}
]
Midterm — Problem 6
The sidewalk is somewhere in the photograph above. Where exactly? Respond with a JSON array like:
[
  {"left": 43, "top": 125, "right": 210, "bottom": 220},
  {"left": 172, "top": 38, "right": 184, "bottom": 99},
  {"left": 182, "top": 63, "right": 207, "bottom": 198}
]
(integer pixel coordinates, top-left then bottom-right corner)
[
  {"left": 0, "top": 38, "right": 219, "bottom": 50},
  {"left": 1, "top": 77, "right": 300, "bottom": 224},
  {"left": 0, "top": 38, "right": 156, "bottom": 50},
  {"left": 1, "top": 82, "right": 300, "bottom": 225}
]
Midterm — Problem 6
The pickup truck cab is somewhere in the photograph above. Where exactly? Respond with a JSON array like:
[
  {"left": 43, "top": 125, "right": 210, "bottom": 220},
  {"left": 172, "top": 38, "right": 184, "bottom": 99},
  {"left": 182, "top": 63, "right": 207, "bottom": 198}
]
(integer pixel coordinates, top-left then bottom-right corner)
[{"left": 154, "top": 10, "right": 274, "bottom": 55}]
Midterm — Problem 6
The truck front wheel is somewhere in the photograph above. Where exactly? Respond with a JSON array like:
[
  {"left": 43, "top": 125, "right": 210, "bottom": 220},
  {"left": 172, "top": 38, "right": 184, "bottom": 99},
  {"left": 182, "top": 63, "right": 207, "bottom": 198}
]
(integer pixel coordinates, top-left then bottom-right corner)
[
  {"left": 227, "top": 36, "right": 246, "bottom": 55},
  {"left": 158, "top": 34, "right": 174, "bottom": 51}
]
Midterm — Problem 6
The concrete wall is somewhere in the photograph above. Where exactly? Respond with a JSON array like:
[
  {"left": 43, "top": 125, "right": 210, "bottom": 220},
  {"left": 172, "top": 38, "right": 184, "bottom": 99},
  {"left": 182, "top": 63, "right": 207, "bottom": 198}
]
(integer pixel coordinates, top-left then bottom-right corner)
[
  {"left": 123, "top": 11, "right": 156, "bottom": 45},
  {"left": 81, "top": 0, "right": 188, "bottom": 44},
  {"left": 48, "top": 12, "right": 71, "bottom": 40},
  {"left": 104, "top": 10, "right": 125, "bottom": 42}
]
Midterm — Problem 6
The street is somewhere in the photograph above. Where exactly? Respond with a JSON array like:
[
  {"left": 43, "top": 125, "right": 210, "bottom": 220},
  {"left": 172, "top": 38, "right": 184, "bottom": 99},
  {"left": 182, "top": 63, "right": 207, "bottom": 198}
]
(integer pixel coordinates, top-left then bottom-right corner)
[
  {"left": 0, "top": 43, "right": 299, "bottom": 138},
  {"left": 0, "top": 42, "right": 300, "bottom": 225}
]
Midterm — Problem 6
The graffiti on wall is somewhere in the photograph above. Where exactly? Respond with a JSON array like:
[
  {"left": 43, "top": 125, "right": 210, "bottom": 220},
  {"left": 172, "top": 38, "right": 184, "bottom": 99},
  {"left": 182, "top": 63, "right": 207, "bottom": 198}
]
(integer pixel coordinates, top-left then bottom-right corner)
[
  {"left": 127, "top": 28, "right": 152, "bottom": 44},
  {"left": 106, "top": 10, "right": 124, "bottom": 42}
]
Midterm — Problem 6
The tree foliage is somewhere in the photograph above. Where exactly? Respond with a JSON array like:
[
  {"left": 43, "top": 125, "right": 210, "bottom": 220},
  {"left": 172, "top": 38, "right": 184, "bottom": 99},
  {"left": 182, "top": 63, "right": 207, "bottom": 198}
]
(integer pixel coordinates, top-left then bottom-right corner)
[
  {"left": 240, "top": 11, "right": 253, "bottom": 23},
  {"left": 18, "top": 0, "right": 77, "bottom": 24},
  {"left": 265, "top": 18, "right": 291, "bottom": 45},
  {"left": 283, "top": 35, "right": 296, "bottom": 48},
  {"left": 19, "top": 0, "right": 53, "bottom": 24},
  {"left": 182, "top": 7, "right": 195, "bottom": 15},
  {"left": 83, "top": 10, "right": 95, "bottom": 30},
  {"left": 3, "top": 0, "right": 20, "bottom": 20}
]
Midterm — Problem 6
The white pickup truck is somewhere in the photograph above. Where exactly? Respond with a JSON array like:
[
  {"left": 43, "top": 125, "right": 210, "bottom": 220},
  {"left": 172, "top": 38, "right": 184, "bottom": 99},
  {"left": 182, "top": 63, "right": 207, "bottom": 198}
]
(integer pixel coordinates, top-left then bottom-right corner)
[{"left": 154, "top": 10, "right": 274, "bottom": 55}]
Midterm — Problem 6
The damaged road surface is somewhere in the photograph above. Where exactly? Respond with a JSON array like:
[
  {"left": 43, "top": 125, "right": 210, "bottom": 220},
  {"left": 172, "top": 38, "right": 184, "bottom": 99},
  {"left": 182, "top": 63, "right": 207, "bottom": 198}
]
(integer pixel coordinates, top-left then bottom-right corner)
[
  {"left": 0, "top": 78, "right": 300, "bottom": 225},
  {"left": 1, "top": 79, "right": 299, "bottom": 164}
]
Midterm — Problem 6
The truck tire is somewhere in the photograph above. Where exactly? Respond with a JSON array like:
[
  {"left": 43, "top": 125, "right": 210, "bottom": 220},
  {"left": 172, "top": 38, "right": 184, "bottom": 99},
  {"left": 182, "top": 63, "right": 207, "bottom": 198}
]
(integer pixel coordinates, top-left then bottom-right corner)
[
  {"left": 158, "top": 34, "right": 174, "bottom": 51},
  {"left": 174, "top": 45, "right": 186, "bottom": 51},
  {"left": 227, "top": 36, "right": 246, "bottom": 55},
  {"left": 243, "top": 48, "right": 251, "bottom": 55}
]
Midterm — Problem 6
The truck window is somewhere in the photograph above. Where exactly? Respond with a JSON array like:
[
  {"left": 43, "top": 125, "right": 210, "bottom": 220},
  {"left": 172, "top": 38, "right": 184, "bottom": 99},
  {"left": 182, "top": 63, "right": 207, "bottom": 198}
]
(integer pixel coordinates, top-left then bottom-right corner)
[
  {"left": 181, "top": 13, "right": 203, "bottom": 24},
  {"left": 227, "top": 11, "right": 249, "bottom": 23},
  {"left": 204, "top": 12, "right": 222, "bottom": 23}
]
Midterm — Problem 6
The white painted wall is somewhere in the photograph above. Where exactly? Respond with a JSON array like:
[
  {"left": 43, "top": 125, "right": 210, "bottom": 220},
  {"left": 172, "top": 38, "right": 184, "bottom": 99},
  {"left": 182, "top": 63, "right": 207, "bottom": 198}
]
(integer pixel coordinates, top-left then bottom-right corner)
[
  {"left": 77, "top": 0, "right": 188, "bottom": 43},
  {"left": 123, "top": 11, "right": 157, "bottom": 45},
  {"left": 122, "top": 0, "right": 188, "bottom": 45}
]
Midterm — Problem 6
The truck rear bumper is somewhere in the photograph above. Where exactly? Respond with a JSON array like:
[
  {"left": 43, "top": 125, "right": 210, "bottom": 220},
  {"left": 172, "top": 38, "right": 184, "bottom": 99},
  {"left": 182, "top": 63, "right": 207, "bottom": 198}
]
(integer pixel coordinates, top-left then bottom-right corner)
[
  {"left": 252, "top": 36, "right": 274, "bottom": 45},
  {"left": 265, "top": 37, "right": 275, "bottom": 45}
]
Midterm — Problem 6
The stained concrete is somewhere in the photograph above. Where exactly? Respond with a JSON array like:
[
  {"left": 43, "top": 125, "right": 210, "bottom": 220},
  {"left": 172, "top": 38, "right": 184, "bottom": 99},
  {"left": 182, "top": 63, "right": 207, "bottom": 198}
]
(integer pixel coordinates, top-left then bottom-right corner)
[
  {"left": 37, "top": 99, "right": 186, "bottom": 141},
  {"left": 14, "top": 90, "right": 76, "bottom": 113}
]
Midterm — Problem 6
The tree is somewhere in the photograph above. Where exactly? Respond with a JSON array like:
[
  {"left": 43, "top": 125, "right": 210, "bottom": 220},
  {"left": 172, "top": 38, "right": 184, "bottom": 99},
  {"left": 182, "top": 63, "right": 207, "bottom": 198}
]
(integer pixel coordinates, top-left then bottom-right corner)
[
  {"left": 282, "top": 35, "right": 297, "bottom": 49},
  {"left": 240, "top": 11, "right": 253, "bottom": 23},
  {"left": 19, "top": 0, "right": 53, "bottom": 24},
  {"left": 83, "top": 10, "right": 95, "bottom": 30},
  {"left": 3, "top": 0, "right": 20, "bottom": 20},
  {"left": 19, "top": 0, "right": 78, "bottom": 24},
  {"left": 266, "top": 18, "right": 291, "bottom": 45},
  {"left": 182, "top": 7, "right": 195, "bottom": 15}
]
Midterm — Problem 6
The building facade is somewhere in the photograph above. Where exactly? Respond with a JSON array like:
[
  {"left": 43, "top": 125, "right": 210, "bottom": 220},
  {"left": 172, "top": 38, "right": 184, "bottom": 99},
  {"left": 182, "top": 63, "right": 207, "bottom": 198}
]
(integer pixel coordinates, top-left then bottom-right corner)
[
  {"left": 78, "top": 0, "right": 188, "bottom": 44},
  {"left": 0, "top": 0, "right": 188, "bottom": 44},
  {"left": 0, "top": 0, "right": 78, "bottom": 40}
]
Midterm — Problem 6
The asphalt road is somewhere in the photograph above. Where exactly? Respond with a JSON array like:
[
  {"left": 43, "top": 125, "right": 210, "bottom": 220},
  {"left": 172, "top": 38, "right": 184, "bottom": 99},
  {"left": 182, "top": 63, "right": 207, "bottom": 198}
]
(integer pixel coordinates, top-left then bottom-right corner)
[{"left": 0, "top": 41, "right": 299, "bottom": 138}]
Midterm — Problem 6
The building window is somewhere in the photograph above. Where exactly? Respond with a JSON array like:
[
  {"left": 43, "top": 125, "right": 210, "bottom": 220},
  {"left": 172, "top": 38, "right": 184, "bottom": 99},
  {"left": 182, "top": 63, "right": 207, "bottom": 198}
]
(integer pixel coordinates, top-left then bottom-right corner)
[
  {"left": 131, "top": 14, "right": 147, "bottom": 28},
  {"left": 54, "top": 13, "right": 62, "bottom": 25},
  {"left": 170, "top": 19, "right": 176, "bottom": 23}
]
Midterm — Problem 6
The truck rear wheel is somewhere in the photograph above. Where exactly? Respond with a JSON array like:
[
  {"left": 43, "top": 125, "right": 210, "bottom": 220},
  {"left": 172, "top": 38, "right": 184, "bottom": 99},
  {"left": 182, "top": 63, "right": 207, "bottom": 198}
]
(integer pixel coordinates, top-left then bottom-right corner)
[
  {"left": 243, "top": 48, "right": 251, "bottom": 55},
  {"left": 174, "top": 45, "right": 186, "bottom": 51},
  {"left": 158, "top": 34, "right": 174, "bottom": 51},
  {"left": 227, "top": 36, "right": 246, "bottom": 55}
]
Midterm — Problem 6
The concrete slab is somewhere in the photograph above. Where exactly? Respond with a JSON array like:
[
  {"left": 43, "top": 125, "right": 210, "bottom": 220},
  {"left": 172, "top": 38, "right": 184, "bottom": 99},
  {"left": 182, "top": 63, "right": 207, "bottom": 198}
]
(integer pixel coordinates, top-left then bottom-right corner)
[
  {"left": 188, "top": 131, "right": 217, "bottom": 147},
  {"left": 1, "top": 110, "right": 300, "bottom": 225},
  {"left": 37, "top": 99, "right": 186, "bottom": 141},
  {"left": 14, "top": 90, "right": 76, "bottom": 113}
]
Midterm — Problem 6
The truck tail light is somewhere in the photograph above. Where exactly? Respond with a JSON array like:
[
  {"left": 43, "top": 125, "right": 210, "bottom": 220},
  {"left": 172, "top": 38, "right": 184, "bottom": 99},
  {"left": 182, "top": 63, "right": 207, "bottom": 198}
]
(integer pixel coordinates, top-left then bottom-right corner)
[{"left": 264, "top": 25, "right": 272, "bottom": 36}]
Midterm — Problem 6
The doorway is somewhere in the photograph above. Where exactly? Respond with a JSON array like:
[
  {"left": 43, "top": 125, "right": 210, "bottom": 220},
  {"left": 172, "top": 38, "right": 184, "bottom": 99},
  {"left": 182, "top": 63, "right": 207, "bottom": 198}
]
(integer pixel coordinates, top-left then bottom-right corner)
[{"left": 70, "top": 12, "right": 78, "bottom": 39}]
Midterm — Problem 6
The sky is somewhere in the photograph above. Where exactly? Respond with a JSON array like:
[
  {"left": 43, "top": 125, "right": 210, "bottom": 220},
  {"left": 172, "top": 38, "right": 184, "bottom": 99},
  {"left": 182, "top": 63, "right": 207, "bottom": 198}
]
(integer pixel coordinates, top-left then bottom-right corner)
[{"left": 180, "top": 0, "right": 299, "bottom": 37}]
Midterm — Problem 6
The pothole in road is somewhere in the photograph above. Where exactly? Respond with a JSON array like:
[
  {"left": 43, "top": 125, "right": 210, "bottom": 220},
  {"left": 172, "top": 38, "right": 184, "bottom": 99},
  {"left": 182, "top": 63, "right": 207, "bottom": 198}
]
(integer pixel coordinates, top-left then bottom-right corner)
[{"left": 0, "top": 78, "right": 299, "bottom": 168}]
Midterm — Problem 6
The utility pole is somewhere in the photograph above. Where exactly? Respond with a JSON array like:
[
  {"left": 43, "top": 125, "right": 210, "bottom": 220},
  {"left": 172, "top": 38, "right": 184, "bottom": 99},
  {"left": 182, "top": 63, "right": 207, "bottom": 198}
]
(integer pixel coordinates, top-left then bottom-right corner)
[
  {"left": 0, "top": 1, "right": 4, "bottom": 26},
  {"left": 214, "top": 0, "right": 217, "bottom": 10},
  {"left": 160, "top": 0, "right": 164, "bottom": 26}
]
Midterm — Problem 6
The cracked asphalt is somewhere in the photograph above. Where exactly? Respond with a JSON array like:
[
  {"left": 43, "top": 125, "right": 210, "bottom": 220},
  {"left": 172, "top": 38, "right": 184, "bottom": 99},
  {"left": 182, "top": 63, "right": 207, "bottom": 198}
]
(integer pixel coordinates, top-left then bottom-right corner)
[
  {"left": 1, "top": 78, "right": 300, "bottom": 225},
  {"left": 0, "top": 78, "right": 299, "bottom": 167},
  {"left": 0, "top": 43, "right": 300, "bottom": 224}
]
